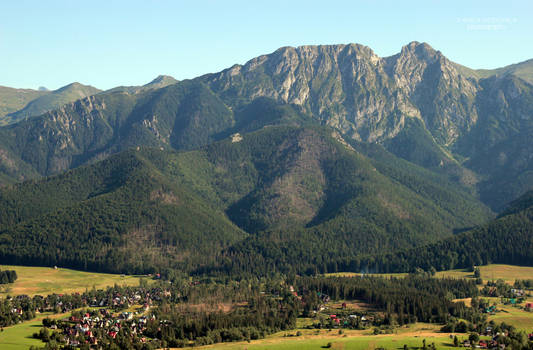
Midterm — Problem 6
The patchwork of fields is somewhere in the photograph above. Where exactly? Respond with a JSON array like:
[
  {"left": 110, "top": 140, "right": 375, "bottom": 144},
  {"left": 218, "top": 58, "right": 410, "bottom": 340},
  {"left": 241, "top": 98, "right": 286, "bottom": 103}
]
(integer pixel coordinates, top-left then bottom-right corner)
[{"left": 0, "top": 264, "right": 531, "bottom": 349}]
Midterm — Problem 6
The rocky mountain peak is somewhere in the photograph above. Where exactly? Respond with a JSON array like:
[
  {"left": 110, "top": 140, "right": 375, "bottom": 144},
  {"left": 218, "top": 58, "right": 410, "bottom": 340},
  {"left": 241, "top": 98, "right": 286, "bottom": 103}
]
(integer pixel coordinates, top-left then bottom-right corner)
[{"left": 401, "top": 41, "right": 439, "bottom": 58}]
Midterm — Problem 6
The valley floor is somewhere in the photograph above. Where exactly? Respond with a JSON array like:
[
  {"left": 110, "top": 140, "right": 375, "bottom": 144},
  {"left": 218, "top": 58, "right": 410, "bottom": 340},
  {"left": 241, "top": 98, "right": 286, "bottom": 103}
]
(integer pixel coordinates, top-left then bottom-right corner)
[
  {"left": 0, "top": 264, "right": 532, "bottom": 349},
  {"left": 193, "top": 323, "right": 456, "bottom": 350}
]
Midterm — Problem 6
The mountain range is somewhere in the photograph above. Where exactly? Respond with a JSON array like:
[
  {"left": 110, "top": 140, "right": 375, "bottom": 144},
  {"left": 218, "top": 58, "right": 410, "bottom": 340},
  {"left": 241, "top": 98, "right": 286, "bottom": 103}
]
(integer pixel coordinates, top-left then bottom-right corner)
[{"left": 0, "top": 41, "right": 532, "bottom": 274}]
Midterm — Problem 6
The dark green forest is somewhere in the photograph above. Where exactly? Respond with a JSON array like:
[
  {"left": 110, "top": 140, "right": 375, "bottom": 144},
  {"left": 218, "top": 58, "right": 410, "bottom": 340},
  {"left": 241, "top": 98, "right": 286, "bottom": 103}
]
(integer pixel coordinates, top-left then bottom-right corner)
[
  {"left": 0, "top": 269, "right": 17, "bottom": 284},
  {"left": 0, "top": 44, "right": 532, "bottom": 278},
  {"left": 0, "top": 125, "right": 497, "bottom": 275}
]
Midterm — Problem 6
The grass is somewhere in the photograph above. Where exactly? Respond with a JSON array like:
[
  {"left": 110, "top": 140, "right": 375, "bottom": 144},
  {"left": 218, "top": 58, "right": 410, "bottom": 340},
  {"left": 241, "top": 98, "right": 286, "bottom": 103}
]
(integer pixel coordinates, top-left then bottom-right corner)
[
  {"left": 458, "top": 297, "right": 533, "bottom": 331},
  {"left": 476, "top": 265, "right": 533, "bottom": 283},
  {"left": 0, "top": 265, "right": 146, "bottom": 297},
  {"left": 0, "top": 312, "right": 67, "bottom": 350},
  {"left": 488, "top": 304, "right": 533, "bottom": 331},
  {"left": 435, "top": 265, "right": 533, "bottom": 285},
  {"left": 326, "top": 265, "right": 533, "bottom": 285},
  {"left": 194, "top": 323, "right": 457, "bottom": 350}
]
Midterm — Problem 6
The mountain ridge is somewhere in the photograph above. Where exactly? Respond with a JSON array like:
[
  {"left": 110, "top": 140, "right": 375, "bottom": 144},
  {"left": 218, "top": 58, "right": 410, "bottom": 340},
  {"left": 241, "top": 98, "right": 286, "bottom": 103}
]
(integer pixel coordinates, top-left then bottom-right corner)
[
  {"left": 2, "top": 82, "right": 101, "bottom": 125},
  {"left": 0, "top": 42, "right": 531, "bottom": 210}
]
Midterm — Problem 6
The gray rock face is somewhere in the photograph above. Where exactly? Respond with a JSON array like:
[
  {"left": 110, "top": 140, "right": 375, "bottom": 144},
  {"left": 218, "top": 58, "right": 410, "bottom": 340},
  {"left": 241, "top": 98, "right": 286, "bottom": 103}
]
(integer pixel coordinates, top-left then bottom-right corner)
[
  {"left": 200, "top": 42, "right": 533, "bottom": 208},
  {"left": 203, "top": 41, "right": 480, "bottom": 146}
]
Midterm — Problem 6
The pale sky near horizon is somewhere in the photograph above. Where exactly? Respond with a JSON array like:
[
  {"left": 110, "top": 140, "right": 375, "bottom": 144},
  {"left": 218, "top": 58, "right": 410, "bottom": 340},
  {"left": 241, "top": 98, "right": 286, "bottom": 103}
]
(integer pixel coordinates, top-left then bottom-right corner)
[{"left": 1, "top": 0, "right": 532, "bottom": 90}]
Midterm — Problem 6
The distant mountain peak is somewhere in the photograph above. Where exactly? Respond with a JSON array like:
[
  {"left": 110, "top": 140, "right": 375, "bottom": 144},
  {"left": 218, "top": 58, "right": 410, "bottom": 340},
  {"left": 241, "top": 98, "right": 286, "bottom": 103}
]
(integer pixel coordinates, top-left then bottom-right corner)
[
  {"left": 56, "top": 82, "right": 99, "bottom": 93},
  {"left": 145, "top": 75, "right": 178, "bottom": 87},
  {"left": 2, "top": 82, "right": 101, "bottom": 124},
  {"left": 38, "top": 86, "right": 49, "bottom": 91},
  {"left": 399, "top": 41, "right": 441, "bottom": 61}
]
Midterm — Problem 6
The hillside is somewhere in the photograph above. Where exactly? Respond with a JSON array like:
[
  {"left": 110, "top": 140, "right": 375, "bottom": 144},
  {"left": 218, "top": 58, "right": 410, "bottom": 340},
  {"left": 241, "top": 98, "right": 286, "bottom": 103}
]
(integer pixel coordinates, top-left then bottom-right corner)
[
  {"left": 474, "top": 58, "right": 533, "bottom": 84},
  {"left": 3, "top": 82, "right": 101, "bottom": 125},
  {"left": 0, "top": 86, "right": 49, "bottom": 122},
  {"left": 0, "top": 148, "right": 247, "bottom": 273},
  {"left": 351, "top": 190, "right": 533, "bottom": 273},
  {"left": 0, "top": 125, "right": 492, "bottom": 274},
  {"left": 105, "top": 74, "right": 178, "bottom": 94}
]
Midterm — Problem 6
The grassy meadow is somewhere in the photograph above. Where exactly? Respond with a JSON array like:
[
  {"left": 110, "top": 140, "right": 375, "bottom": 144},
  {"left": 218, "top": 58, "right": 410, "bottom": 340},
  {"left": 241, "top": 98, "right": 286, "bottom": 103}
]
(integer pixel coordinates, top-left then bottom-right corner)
[
  {"left": 0, "top": 265, "right": 145, "bottom": 297},
  {"left": 458, "top": 297, "right": 533, "bottom": 331},
  {"left": 0, "top": 312, "right": 68, "bottom": 350},
  {"left": 194, "top": 323, "right": 457, "bottom": 350},
  {"left": 487, "top": 303, "right": 533, "bottom": 331},
  {"left": 327, "top": 265, "right": 533, "bottom": 285}
]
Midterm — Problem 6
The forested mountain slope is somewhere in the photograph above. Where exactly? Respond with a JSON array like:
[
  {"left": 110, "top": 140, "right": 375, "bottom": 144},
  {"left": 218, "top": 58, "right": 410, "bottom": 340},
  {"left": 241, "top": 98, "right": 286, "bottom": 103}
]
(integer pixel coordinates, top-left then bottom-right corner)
[
  {"left": 349, "top": 190, "right": 533, "bottom": 274},
  {"left": 0, "top": 125, "right": 492, "bottom": 274}
]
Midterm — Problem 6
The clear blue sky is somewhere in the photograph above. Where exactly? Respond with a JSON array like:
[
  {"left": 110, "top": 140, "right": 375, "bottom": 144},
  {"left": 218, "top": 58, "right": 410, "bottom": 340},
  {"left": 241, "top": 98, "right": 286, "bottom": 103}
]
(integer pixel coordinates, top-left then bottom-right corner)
[{"left": 1, "top": 0, "right": 532, "bottom": 90}]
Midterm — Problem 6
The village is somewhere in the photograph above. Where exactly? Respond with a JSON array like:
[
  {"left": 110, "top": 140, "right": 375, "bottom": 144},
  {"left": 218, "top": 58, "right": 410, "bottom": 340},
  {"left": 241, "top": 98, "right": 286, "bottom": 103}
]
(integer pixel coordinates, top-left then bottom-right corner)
[
  {"left": 0, "top": 268, "right": 532, "bottom": 349},
  {"left": 40, "top": 308, "right": 154, "bottom": 347}
]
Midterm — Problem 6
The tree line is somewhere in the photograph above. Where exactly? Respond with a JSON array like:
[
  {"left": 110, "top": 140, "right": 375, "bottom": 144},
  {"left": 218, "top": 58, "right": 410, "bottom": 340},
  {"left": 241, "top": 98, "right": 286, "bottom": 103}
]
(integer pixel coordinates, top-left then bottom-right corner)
[{"left": 0, "top": 269, "right": 16, "bottom": 284}]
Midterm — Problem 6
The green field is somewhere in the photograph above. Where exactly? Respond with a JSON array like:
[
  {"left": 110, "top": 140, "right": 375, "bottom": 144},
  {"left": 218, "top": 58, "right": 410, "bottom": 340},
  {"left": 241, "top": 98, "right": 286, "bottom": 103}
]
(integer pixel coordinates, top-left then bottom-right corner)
[
  {"left": 0, "top": 265, "right": 145, "bottom": 297},
  {"left": 194, "top": 335, "right": 451, "bottom": 350},
  {"left": 487, "top": 304, "right": 533, "bottom": 331},
  {"left": 463, "top": 297, "right": 533, "bottom": 331},
  {"left": 0, "top": 312, "right": 67, "bottom": 350}
]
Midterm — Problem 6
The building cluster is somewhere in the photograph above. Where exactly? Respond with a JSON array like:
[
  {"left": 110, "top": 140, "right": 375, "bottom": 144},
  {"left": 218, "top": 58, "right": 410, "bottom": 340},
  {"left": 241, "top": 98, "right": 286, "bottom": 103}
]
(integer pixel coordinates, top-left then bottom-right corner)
[{"left": 58, "top": 309, "right": 152, "bottom": 347}]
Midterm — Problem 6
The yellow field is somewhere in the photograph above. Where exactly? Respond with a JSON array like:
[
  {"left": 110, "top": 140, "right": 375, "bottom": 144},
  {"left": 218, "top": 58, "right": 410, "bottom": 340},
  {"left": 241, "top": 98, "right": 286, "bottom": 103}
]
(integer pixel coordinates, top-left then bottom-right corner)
[
  {"left": 193, "top": 323, "right": 458, "bottom": 350},
  {"left": 327, "top": 265, "right": 533, "bottom": 285},
  {"left": 0, "top": 265, "right": 145, "bottom": 297},
  {"left": 487, "top": 304, "right": 533, "bottom": 331},
  {"left": 476, "top": 265, "right": 533, "bottom": 283}
]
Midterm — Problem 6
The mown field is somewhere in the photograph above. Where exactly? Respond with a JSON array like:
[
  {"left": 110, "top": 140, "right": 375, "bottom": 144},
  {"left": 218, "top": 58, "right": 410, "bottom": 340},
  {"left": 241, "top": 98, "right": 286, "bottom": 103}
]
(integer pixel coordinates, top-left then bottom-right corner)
[
  {"left": 487, "top": 302, "right": 533, "bottom": 331},
  {"left": 0, "top": 312, "right": 68, "bottom": 350},
  {"left": 194, "top": 323, "right": 457, "bottom": 350},
  {"left": 328, "top": 264, "right": 533, "bottom": 284},
  {"left": 0, "top": 265, "right": 145, "bottom": 297},
  {"left": 455, "top": 297, "right": 533, "bottom": 331},
  {"left": 474, "top": 265, "right": 533, "bottom": 283}
]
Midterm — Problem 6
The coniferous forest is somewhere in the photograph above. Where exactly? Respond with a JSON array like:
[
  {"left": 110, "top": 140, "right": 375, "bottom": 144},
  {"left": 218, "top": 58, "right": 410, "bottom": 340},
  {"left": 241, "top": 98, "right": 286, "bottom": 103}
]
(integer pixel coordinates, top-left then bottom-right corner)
[{"left": 1, "top": 28, "right": 533, "bottom": 349}]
